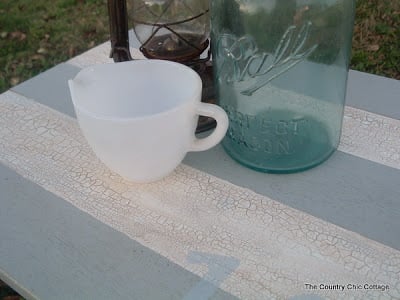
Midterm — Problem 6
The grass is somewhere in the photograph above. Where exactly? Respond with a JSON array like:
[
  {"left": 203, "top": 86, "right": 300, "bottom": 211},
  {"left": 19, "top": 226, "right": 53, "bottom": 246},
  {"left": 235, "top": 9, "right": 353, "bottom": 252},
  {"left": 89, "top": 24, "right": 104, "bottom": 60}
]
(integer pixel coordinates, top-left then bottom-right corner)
[
  {"left": 0, "top": 0, "right": 399, "bottom": 299},
  {"left": 1, "top": 0, "right": 399, "bottom": 95},
  {"left": 0, "top": 0, "right": 110, "bottom": 93},
  {"left": 352, "top": 0, "right": 400, "bottom": 78},
  {"left": 1, "top": 0, "right": 399, "bottom": 94}
]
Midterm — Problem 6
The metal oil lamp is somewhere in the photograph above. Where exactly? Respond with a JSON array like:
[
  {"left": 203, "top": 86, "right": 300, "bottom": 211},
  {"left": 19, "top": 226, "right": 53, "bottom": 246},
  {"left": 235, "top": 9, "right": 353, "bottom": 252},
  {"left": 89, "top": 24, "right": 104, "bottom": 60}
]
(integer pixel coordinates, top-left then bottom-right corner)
[{"left": 107, "top": 0, "right": 215, "bottom": 132}]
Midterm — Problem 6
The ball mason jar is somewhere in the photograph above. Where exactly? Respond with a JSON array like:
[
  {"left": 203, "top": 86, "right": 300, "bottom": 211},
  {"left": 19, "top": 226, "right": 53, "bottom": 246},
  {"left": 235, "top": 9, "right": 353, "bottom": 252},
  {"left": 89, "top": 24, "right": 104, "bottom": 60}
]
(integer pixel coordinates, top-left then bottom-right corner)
[{"left": 211, "top": 0, "right": 355, "bottom": 173}]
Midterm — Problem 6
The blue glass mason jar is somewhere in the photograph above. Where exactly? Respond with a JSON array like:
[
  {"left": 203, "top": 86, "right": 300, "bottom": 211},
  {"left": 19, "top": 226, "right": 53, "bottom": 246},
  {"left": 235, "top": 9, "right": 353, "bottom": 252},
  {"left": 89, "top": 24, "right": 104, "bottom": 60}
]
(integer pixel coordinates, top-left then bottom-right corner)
[{"left": 211, "top": 0, "right": 356, "bottom": 173}]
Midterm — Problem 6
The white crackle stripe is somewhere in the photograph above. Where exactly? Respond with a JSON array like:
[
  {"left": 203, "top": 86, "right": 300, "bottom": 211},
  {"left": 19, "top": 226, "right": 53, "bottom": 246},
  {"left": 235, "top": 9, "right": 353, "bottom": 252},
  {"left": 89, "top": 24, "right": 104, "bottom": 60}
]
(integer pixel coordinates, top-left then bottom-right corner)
[
  {"left": 1, "top": 91, "right": 399, "bottom": 299},
  {"left": 340, "top": 107, "right": 400, "bottom": 169}
]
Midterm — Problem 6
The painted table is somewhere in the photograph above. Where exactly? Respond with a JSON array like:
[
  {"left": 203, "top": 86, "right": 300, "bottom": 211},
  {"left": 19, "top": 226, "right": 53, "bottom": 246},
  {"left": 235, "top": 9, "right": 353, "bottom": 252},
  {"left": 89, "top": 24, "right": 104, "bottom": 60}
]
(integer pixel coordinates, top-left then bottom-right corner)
[{"left": 1, "top": 38, "right": 400, "bottom": 300}]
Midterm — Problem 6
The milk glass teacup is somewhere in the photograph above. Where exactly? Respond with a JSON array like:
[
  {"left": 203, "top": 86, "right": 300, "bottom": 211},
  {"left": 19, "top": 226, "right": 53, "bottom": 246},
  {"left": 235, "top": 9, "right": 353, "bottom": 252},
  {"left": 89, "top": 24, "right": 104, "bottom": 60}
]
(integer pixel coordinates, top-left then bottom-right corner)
[{"left": 69, "top": 60, "right": 228, "bottom": 183}]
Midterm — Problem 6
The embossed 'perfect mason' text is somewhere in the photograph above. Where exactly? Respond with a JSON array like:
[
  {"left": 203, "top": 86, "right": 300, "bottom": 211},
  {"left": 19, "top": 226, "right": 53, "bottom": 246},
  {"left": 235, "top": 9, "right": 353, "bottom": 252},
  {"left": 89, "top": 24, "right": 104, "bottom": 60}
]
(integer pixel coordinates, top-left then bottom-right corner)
[{"left": 223, "top": 105, "right": 309, "bottom": 155}]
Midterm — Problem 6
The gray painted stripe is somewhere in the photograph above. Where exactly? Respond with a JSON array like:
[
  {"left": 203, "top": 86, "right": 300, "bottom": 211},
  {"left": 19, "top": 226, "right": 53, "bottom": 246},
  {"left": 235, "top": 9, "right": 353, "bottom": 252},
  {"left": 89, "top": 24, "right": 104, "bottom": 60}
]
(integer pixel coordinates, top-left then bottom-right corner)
[
  {"left": 12, "top": 48, "right": 400, "bottom": 131},
  {"left": 184, "top": 146, "right": 400, "bottom": 251},
  {"left": 346, "top": 70, "right": 400, "bottom": 120},
  {"left": 0, "top": 162, "right": 235, "bottom": 300},
  {"left": 11, "top": 63, "right": 80, "bottom": 118},
  {"left": 65, "top": 41, "right": 400, "bottom": 119}
]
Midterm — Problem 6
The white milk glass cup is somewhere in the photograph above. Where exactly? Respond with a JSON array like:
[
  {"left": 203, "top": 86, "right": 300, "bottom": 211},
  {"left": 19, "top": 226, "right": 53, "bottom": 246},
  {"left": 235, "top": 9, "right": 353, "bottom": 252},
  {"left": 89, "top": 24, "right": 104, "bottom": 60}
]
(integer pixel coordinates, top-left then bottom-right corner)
[{"left": 68, "top": 60, "right": 228, "bottom": 183}]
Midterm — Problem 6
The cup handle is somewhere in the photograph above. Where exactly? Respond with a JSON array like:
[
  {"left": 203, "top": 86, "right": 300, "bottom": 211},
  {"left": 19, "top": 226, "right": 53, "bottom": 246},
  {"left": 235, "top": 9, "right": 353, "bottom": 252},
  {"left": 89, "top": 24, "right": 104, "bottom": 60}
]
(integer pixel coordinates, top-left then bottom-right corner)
[{"left": 189, "top": 103, "right": 229, "bottom": 152}]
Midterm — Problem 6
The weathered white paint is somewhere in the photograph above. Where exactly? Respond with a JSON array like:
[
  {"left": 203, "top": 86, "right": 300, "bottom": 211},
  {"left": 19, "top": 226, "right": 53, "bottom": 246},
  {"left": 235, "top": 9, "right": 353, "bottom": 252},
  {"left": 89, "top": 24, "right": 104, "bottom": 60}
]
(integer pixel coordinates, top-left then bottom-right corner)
[
  {"left": 1, "top": 91, "right": 399, "bottom": 299},
  {"left": 340, "top": 106, "right": 400, "bottom": 170}
]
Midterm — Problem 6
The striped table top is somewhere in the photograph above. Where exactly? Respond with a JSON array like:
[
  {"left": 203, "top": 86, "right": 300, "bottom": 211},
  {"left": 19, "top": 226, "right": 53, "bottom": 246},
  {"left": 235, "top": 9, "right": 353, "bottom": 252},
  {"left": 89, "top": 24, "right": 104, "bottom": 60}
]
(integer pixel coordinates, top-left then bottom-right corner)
[{"left": 1, "top": 39, "right": 399, "bottom": 300}]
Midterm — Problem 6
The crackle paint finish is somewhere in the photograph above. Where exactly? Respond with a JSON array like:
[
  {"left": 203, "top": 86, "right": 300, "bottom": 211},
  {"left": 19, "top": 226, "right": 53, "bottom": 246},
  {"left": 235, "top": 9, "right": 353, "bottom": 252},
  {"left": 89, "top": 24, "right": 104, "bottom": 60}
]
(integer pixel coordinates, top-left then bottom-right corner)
[
  {"left": 0, "top": 91, "right": 399, "bottom": 299},
  {"left": 68, "top": 41, "right": 400, "bottom": 171},
  {"left": 340, "top": 107, "right": 400, "bottom": 169}
]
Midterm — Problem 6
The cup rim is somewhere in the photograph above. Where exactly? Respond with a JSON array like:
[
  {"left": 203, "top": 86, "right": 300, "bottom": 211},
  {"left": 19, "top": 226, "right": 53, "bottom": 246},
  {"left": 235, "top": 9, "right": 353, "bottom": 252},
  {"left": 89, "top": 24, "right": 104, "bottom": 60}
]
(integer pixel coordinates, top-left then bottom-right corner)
[{"left": 69, "top": 59, "right": 202, "bottom": 122}]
